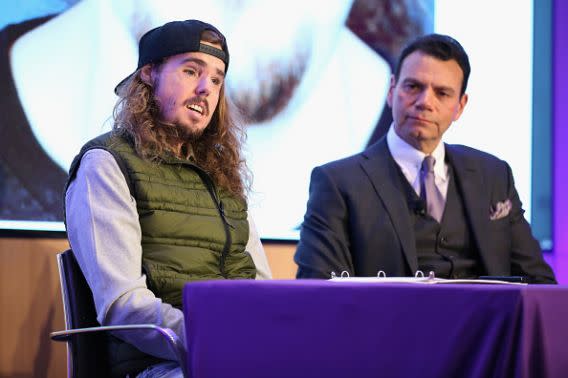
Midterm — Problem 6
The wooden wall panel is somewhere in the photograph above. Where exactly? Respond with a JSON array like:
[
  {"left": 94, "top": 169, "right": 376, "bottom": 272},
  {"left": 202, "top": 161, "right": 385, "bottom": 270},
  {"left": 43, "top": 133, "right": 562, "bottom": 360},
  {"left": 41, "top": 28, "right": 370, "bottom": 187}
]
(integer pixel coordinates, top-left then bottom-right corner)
[
  {"left": 0, "top": 237, "right": 296, "bottom": 377},
  {"left": 264, "top": 243, "right": 297, "bottom": 279},
  {"left": 0, "top": 238, "right": 69, "bottom": 378}
]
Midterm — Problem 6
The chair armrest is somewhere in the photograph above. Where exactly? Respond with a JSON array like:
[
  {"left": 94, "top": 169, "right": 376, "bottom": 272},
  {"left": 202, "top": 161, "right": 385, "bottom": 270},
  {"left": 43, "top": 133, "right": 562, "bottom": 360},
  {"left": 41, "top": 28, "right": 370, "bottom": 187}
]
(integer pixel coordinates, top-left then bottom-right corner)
[{"left": 51, "top": 324, "right": 189, "bottom": 378}]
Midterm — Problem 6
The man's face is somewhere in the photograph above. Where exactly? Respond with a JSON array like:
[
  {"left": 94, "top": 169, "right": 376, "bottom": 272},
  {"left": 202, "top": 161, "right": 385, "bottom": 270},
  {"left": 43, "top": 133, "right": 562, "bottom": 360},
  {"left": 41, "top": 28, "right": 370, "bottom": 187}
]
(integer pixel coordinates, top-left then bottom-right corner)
[
  {"left": 387, "top": 51, "right": 468, "bottom": 154},
  {"left": 147, "top": 42, "right": 226, "bottom": 138}
]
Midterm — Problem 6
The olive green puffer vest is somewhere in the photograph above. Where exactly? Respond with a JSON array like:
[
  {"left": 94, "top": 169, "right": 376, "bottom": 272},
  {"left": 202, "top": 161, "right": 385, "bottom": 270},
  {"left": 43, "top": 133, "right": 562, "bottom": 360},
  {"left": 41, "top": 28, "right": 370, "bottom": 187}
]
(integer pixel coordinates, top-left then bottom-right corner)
[
  {"left": 67, "top": 132, "right": 256, "bottom": 308},
  {"left": 66, "top": 132, "right": 257, "bottom": 376}
]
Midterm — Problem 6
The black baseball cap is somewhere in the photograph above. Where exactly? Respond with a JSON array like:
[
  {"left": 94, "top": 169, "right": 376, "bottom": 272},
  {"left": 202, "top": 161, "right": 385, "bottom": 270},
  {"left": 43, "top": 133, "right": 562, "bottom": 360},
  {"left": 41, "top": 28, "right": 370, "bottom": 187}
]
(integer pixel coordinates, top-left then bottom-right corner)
[{"left": 114, "top": 19, "right": 230, "bottom": 94}]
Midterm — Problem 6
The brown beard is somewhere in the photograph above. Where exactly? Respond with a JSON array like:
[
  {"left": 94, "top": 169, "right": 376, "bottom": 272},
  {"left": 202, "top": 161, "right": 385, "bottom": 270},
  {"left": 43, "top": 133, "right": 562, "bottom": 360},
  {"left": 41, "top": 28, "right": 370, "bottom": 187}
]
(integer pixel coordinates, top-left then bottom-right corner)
[
  {"left": 181, "top": 126, "right": 206, "bottom": 145},
  {"left": 159, "top": 123, "right": 206, "bottom": 160}
]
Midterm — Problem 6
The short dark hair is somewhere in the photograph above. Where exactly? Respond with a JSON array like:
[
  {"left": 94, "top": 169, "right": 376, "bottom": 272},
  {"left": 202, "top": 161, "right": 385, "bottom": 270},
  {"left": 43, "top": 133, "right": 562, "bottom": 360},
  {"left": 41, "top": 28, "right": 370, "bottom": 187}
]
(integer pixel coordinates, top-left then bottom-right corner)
[{"left": 394, "top": 34, "right": 470, "bottom": 96}]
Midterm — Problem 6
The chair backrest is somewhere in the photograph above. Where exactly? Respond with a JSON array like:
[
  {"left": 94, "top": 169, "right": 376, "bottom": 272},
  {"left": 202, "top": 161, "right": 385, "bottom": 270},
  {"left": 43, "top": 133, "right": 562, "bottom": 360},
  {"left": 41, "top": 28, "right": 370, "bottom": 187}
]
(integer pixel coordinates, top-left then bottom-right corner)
[{"left": 57, "top": 249, "right": 111, "bottom": 377}]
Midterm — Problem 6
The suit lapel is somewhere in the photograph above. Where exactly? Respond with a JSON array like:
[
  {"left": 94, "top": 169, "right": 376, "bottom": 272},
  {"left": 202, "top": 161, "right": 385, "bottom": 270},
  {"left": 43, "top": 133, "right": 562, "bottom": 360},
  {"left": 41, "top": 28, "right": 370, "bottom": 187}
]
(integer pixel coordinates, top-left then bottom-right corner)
[
  {"left": 445, "top": 145, "right": 492, "bottom": 268},
  {"left": 360, "top": 139, "right": 418, "bottom": 273}
]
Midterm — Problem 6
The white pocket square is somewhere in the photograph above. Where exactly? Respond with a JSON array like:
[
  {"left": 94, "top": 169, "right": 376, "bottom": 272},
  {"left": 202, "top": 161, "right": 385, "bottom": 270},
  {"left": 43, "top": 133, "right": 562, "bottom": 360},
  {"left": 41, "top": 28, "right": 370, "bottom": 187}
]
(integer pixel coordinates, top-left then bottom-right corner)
[{"left": 489, "top": 199, "right": 512, "bottom": 221}]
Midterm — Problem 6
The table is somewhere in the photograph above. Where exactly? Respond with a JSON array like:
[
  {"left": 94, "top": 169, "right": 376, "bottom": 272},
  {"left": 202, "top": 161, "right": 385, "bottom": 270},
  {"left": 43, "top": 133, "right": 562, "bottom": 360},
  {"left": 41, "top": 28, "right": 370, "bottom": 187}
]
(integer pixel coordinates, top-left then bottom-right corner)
[{"left": 183, "top": 280, "right": 568, "bottom": 378}]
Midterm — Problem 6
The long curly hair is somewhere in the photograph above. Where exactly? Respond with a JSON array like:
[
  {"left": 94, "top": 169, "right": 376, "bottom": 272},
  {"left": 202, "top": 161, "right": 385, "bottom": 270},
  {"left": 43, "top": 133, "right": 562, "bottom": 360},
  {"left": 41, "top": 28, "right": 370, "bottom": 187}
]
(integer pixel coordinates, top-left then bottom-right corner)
[{"left": 112, "top": 34, "right": 250, "bottom": 199}]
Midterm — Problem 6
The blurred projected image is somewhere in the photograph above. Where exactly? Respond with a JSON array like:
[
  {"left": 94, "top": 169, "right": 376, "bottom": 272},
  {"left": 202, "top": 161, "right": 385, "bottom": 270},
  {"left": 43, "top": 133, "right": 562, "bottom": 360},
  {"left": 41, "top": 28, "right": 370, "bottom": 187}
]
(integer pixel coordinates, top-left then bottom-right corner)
[{"left": 0, "top": 0, "right": 432, "bottom": 236}]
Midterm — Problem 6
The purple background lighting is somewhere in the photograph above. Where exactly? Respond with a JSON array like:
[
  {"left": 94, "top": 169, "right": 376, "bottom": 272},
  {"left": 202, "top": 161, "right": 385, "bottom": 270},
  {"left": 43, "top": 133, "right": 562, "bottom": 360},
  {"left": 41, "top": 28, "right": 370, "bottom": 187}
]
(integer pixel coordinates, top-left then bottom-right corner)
[{"left": 552, "top": 0, "right": 568, "bottom": 283}]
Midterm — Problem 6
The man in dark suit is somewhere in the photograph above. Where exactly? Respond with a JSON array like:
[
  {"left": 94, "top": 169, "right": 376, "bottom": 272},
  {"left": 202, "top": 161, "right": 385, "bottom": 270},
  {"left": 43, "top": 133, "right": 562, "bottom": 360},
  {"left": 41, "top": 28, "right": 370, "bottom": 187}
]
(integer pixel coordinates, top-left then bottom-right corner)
[{"left": 294, "top": 34, "right": 556, "bottom": 284}]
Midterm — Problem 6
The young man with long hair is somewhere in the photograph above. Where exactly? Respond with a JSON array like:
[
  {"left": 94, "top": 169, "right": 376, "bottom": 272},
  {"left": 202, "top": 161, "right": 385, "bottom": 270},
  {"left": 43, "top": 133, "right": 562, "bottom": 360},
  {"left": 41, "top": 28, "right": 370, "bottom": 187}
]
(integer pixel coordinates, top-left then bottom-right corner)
[{"left": 65, "top": 19, "right": 271, "bottom": 377}]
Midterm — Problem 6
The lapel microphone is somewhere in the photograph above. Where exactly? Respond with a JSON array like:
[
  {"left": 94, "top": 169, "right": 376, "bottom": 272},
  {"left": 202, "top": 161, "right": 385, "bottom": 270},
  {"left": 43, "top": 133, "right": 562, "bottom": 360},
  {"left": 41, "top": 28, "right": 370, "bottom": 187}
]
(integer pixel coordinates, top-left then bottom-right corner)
[{"left": 411, "top": 198, "right": 426, "bottom": 216}]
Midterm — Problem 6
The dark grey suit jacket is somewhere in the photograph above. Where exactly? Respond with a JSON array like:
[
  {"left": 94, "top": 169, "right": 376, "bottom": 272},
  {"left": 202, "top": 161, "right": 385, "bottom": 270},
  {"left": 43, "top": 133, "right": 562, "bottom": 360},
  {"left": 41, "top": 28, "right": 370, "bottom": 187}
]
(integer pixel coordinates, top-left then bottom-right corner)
[{"left": 294, "top": 137, "right": 556, "bottom": 284}]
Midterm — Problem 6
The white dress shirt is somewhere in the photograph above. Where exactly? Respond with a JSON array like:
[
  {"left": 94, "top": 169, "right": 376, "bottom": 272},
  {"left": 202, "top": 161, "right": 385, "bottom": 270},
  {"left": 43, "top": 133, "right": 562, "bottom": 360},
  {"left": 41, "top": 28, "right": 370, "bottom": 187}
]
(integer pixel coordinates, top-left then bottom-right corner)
[{"left": 386, "top": 125, "right": 450, "bottom": 201}]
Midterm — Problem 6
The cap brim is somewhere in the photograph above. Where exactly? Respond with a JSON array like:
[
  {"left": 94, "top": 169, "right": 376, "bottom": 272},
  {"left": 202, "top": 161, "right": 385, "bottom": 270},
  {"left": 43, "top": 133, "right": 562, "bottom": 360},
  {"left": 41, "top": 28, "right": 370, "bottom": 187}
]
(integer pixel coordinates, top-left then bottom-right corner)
[{"left": 114, "top": 72, "right": 135, "bottom": 95}]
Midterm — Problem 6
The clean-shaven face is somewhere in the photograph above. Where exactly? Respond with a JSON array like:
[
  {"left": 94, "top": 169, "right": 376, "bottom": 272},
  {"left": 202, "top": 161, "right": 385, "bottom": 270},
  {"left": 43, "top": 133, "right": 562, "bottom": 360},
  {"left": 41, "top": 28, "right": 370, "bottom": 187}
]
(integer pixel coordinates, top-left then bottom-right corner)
[{"left": 387, "top": 51, "right": 468, "bottom": 154}]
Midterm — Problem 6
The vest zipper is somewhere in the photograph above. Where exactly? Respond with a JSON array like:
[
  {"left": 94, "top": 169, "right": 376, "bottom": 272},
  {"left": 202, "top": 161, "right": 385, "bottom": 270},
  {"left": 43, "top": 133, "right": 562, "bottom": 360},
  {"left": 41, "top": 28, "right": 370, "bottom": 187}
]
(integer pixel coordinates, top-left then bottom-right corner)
[
  {"left": 217, "top": 201, "right": 232, "bottom": 278},
  {"left": 191, "top": 166, "right": 233, "bottom": 278}
]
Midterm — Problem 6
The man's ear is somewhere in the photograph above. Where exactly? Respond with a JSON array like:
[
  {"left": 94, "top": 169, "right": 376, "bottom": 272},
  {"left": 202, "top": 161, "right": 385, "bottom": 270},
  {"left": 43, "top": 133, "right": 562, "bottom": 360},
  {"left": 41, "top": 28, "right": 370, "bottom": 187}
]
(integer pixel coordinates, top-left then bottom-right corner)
[
  {"left": 453, "top": 93, "right": 469, "bottom": 121},
  {"left": 140, "top": 64, "right": 153, "bottom": 85}
]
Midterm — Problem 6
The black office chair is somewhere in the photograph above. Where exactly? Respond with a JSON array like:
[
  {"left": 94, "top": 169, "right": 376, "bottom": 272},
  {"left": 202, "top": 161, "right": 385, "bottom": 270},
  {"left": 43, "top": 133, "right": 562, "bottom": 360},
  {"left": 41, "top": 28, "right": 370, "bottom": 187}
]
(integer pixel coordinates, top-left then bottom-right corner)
[{"left": 50, "top": 249, "right": 189, "bottom": 378}]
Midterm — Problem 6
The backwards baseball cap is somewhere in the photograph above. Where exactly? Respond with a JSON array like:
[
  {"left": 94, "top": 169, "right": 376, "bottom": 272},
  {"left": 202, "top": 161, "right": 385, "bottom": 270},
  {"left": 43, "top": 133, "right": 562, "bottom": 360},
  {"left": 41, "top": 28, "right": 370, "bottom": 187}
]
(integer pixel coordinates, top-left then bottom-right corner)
[{"left": 114, "top": 19, "right": 230, "bottom": 94}]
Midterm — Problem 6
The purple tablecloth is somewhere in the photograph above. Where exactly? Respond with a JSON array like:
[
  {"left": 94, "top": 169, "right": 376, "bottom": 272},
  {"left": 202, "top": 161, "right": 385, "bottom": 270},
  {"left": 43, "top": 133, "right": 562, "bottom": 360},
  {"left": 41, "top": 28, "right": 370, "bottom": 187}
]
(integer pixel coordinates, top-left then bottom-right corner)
[{"left": 183, "top": 280, "right": 568, "bottom": 378}]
